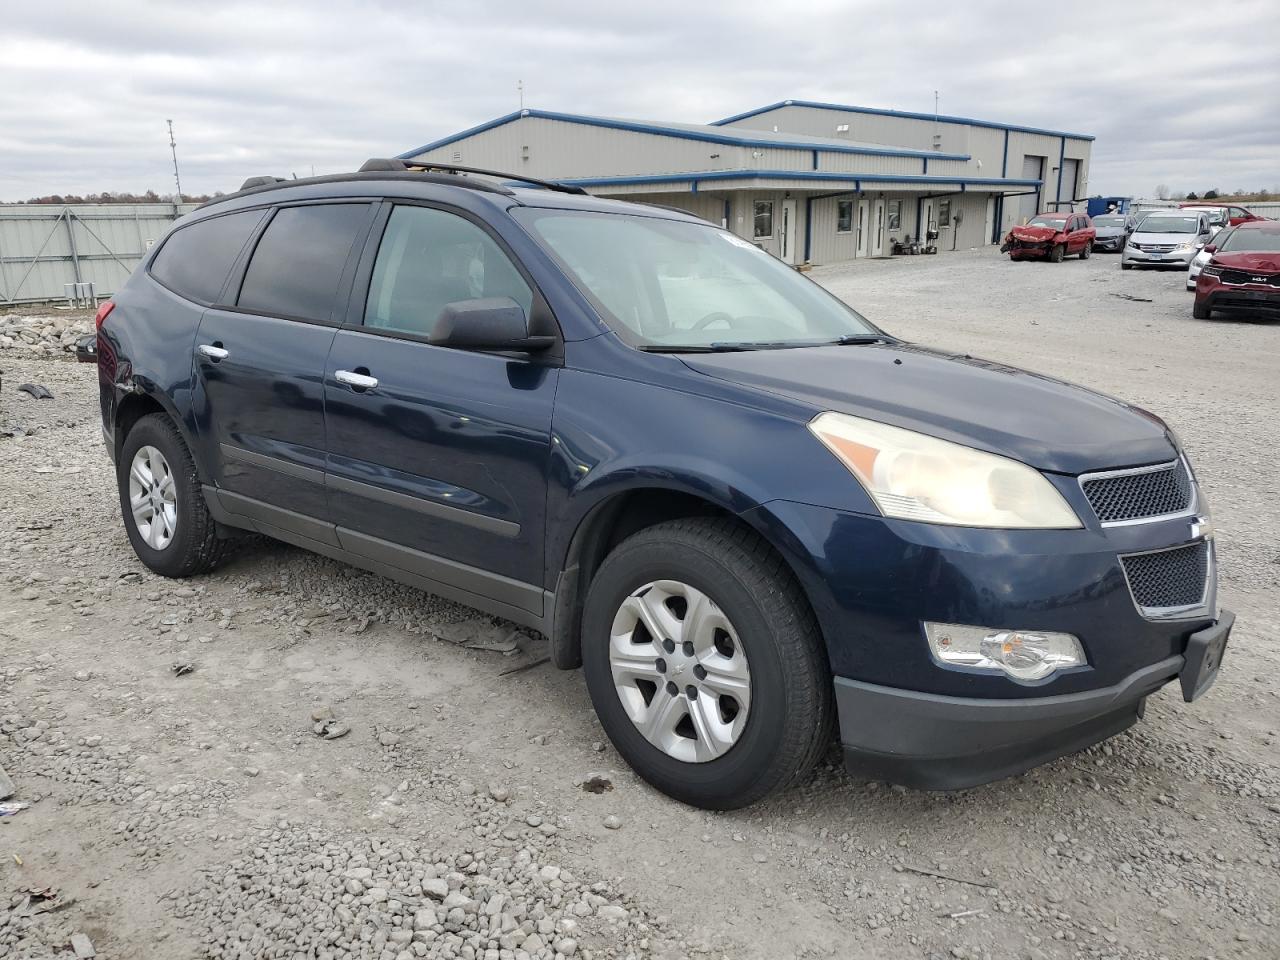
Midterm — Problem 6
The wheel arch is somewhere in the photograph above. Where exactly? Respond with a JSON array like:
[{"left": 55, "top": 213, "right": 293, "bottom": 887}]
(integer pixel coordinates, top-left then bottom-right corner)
[
  {"left": 112, "top": 388, "right": 205, "bottom": 481},
  {"left": 547, "top": 484, "right": 823, "bottom": 671}
]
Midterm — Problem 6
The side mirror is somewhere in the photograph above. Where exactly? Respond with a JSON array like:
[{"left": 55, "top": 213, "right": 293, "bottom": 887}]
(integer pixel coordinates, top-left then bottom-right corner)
[
  {"left": 1203, "top": 244, "right": 1217, "bottom": 254},
  {"left": 428, "top": 297, "right": 555, "bottom": 352}
]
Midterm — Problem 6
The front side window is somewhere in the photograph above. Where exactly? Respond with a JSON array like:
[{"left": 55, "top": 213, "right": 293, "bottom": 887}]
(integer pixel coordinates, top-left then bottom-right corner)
[
  {"left": 753, "top": 201, "right": 773, "bottom": 239},
  {"left": 365, "top": 206, "right": 533, "bottom": 337},
  {"left": 514, "top": 208, "right": 882, "bottom": 350},
  {"left": 238, "top": 204, "right": 370, "bottom": 322},
  {"left": 836, "top": 200, "right": 853, "bottom": 233},
  {"left": 150, "top": 209, "right": 264, "bottom": 304}
]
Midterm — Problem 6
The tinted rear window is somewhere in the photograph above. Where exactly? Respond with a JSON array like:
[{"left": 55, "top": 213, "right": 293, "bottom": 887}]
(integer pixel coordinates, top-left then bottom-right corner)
[
  {"left": 150, "top": 210, "right": 264, "bottom": 304},
  {"left": 237, "top": 204, "right": 370, "bottom": 322}
]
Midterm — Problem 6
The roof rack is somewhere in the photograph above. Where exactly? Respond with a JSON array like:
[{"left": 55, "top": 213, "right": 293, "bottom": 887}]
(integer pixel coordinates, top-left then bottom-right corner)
[{"left": 362, "top": 158, "right": 588, "bottom": 195}]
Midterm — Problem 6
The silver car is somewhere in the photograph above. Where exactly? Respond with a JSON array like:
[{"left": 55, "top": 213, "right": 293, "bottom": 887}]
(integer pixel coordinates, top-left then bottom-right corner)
[
  {"left": 1122, "top": 212, "right": 1212, "bottom": 270},
  {"left": 1091, "top": 214, "right": 1130, "bottom": 253}
]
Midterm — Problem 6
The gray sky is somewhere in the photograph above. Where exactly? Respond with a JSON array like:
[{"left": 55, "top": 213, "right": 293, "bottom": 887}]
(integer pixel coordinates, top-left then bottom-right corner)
[{"left": 3, "top": 0, "right": 1277, "bottom": 201}]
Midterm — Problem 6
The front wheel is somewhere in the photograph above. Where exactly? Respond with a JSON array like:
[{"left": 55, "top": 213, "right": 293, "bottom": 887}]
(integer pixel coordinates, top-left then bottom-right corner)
[
  {"left": 118, "top": 413, "right": 227, "bottom": 577},
  {"left": 1080, "top": 243, "right": 1091, "bottom": 260},
  {"left": 1192, "top": 301, "right": 1212, "bottom": 320},
  {"left": 581, "top": 518, "right": 833, "bottom": 810},
  {"left": 1121, "top": 261, "right": 1133, "bottom": 270},
  {"left": 1049, "top": 244, "right": 1065, "bottom": 263}
]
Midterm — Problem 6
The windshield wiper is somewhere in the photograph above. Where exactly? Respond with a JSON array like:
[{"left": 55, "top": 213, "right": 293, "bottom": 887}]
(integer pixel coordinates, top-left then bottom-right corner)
[
  {"left": 639, "top": 341, "right": 797, "bottom": 353},
  {"left": 832, "top": 334, "right": 891, "bottom": 345}
]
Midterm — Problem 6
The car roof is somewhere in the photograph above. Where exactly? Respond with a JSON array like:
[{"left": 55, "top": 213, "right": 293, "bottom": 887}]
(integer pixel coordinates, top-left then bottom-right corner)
[{"left": 191, "top": 172, "right": 708, "bottom": 225}]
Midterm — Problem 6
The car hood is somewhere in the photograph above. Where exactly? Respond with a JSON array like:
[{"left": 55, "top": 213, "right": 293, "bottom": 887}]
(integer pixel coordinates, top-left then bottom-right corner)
[
  {"left": 1008, "top": 225, "right": 1063, "bottom": 242},
  {"left": 681, "top": 343, "right": 1176, "bottom": 474},
  {"left": 1210, "top": 251, "right": 1280, "bottom": 272}
]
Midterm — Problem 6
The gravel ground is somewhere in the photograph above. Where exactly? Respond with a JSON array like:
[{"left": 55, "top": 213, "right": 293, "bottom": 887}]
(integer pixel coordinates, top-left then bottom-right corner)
[{"left": 1, "top": 249, "right": 1277, "bottom": 960}]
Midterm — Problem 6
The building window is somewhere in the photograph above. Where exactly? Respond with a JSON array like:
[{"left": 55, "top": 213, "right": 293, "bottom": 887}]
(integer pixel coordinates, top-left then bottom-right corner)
[
  {"left": 836, "top": 199, "right": 853, "bottom": 233},
  {"left": 938, "top": 198, "right": 952, "bottom": 226},
  {"left": 753, "top": 201, "right": 773, "bottom": 239},
  {"left": 887, "top": 199, "right": 902, "bottom": 231}
]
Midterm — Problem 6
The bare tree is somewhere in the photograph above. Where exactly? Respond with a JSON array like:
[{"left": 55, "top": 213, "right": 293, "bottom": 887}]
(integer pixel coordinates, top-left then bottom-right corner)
[{"left": 1155, "top": 184, "right": 1170, "bottom": 200}]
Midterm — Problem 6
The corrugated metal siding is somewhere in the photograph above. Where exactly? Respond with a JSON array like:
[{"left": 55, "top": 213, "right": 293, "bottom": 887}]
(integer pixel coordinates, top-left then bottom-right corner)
[
  {"left": 0, "top": 203, "right": 197, "bottom": 303},
  {"left": 416, "top": 116, "right": 746, "bottom": 179},
  {"left": 730, "top": 104, "right": 975, "bottom": 158}
]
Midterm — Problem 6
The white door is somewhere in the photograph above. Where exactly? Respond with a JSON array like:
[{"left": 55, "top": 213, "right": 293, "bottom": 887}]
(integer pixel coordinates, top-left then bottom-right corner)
[
  {"left": 984, "top": 197, "right": 995, "bottom": 244},
  {"left": 870, "top": 199, "right": 886, "bottom": 257},
  {"left": 856, "top": 200, "right": 868, "bottom": 257},
  {"left": 780, "top": 199, "right": 797, "bottom": 263}
]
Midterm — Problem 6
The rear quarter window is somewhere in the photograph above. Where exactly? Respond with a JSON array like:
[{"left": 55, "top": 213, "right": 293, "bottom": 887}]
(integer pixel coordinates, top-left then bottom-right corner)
[{"left": 149, "top": 210, "right": 264, "bottom": 304}]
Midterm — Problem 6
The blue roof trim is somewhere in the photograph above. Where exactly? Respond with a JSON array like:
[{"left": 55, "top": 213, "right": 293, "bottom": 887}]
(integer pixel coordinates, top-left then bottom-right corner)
[
  {"left": 399, "top": 109, "right": 971, "bottom": 162},
  {"left": 711, "top": 99, "right": 1095, "bottom": 142},
  {"left": 561, "top": 170, "right": 1043, "bottom": 189}
]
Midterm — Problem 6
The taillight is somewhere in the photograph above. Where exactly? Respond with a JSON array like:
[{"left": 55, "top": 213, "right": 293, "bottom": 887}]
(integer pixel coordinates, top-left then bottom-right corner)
[{"left": 95, "top": 300, "right": 115, "bottom": 330}]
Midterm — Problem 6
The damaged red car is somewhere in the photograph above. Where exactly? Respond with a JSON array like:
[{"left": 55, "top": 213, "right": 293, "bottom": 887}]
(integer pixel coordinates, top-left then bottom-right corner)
[
  {"left": 1002, "top": 213, "right": 1095, "bottom": 263},
  {"left": 1193, "top": 221, "right": 1280, "bottom": 320}
]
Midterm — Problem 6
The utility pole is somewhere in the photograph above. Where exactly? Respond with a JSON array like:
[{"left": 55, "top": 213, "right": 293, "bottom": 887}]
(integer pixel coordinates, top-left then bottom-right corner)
[
  {"left": 167, "top": 119, "right": 184, "bottom": 202},
  {"left": 518, "top": 79, "right": 524, "bottom": 110}
]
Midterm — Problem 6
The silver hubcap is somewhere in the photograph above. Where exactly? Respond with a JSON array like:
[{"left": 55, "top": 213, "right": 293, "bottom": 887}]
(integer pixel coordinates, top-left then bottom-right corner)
[
  {"left": 128, "top": 445, "right": 178, "bottom": 550},
  {"left": 609, "top": 580, "right": 751, "bottom": 763}
]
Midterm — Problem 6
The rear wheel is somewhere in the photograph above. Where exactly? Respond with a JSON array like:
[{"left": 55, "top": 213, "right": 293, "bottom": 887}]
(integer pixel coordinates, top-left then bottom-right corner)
[
  {"left": 1192, "top": 301, "right": 1212, "bottom": 320},
  {"left": 1080, "top": 243, "right": 1091, "bottom": 260},
  {"left": 1049, "top": 244, "right": 1065, "bottom": 263},
  {"left": 581, "top": 518, "right": 832, "bottom": 810},
  {"left": 118, "top": 413, "right": 226, "bottom": 577}
]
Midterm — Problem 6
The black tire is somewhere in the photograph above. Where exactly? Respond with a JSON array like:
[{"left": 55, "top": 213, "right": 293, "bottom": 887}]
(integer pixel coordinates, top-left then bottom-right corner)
[
  {"left": 1080, "top": 243, "right": 1091, "bottom": 260},
  {"left": 581, "top": 518, "right": 833, "bottom": 810},
  {"left": 1121, "top": 262, "right": 1133, "bottom": 270},
  {"left": 117, "top": 412, "right": 227, "bottom": 577},
  {"left": 1192, "top": 301, "right": 1212, "bottom": 320},
  {"left": 1049, "top": 244, "right": 1065, "bottom": 263}
]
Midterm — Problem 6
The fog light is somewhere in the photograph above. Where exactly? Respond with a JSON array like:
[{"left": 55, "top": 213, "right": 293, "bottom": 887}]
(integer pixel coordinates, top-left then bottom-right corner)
[{"left": 924, "top": 622, "right": 1086, "bottom": 681}]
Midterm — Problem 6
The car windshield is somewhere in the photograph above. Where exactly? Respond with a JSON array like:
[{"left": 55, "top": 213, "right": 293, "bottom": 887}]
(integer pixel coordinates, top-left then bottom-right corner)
[
  {"left": 1093, "top": 216, "right": 1126, "bottom": 227},
  {"left": 1138, "top": 216, "right": 1201, "bottom": 234},
  {"left": 514, "top": 208, "right": 883, "bottom": 349},
  {"left": 1026, "top": 217, "right": 1067, "bottom": 228},
  {"left": 1218, "top": 228, "right": 1280, "bottom": 253}
]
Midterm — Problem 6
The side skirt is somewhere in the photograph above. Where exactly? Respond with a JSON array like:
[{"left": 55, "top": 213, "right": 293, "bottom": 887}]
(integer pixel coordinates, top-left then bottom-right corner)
[{"left": 203, "top": 486, "right": 553, "bottom": 635}]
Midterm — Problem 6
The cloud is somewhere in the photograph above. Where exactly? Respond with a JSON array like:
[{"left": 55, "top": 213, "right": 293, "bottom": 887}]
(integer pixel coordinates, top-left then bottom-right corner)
[{"left": 2, "top": 0, "right": 1277, "bottom": 199}]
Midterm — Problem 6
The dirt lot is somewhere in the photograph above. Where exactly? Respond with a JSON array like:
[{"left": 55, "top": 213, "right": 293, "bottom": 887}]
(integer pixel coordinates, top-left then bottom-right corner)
[{"left": 1, "top": 249, "right": 1277, "bottom": 960}]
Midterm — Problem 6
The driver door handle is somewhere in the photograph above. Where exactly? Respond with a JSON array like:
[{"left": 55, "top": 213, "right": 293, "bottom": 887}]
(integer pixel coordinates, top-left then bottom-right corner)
[
  {"left": 335, "top": 369, "right": 378, "bottom": 391},
  {"left": 197, "top": 343, "right": 229, "bottom": 361}
]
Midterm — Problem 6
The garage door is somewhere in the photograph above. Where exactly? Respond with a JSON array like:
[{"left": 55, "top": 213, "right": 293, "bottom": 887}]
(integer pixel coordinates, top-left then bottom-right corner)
[
  {"left": 1058, "top": 158, "right": 1080, "bottom": 208},
  {"left": 1019, "top": 156, "right": 1043, "bottom": 222}
]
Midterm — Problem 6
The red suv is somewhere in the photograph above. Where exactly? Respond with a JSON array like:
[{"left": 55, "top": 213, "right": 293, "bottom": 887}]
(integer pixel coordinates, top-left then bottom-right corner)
[
  {"left": 1179, "top": 202, "right": 1264, "bottom": 227},
  {"left": 1001, "top": 212, "right": 1095, "bottom": 262},
  {"left": 1193, "top": 221, "right": 1280, "bottom": 320}
]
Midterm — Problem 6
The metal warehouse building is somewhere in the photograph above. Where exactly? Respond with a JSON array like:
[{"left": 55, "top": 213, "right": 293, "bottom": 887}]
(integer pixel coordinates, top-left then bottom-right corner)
[{"left": 401, "top": 99, "right": 1093, "bottom": 265}]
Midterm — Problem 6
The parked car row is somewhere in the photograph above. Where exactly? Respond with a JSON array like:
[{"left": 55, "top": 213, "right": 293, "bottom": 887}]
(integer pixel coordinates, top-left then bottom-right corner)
[{"left": 1000, "top": 202, "right": 1275, "bottom": 322}]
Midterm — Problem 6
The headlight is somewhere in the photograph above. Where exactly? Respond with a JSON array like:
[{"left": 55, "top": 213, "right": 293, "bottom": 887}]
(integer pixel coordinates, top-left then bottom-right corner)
[
  {"left": 1202, "top": 265, "right": 1223, "bottom": 277},
  {"left": 808, "top": 412, "right": 1081, "bottom": 528},
  {"left": 924, "top": 622, "right": 1086, "bottom": 681},
  {"left": 1173, "top": 242, "right": 1193, "bottom": 252}
]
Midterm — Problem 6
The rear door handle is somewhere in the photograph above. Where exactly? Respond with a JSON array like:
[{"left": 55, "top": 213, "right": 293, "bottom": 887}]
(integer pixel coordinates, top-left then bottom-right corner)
[
  {"left": 197, "top": 343, "right": 229, "bottom": 361},
  {"left": 335, "top": 369, "right": 378, "bottom": 391}
]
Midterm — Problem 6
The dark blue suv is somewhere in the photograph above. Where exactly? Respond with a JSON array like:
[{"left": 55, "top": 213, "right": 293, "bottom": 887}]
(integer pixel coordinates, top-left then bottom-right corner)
[{"left": 97, "top": 160, "right": 1232, "bottom": 809}]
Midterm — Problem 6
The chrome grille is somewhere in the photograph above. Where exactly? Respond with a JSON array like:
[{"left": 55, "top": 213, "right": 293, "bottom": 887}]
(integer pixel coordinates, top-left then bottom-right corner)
[
  {"left": 1081, "top": 461, "right": 1192, "bottom": 524},
  {"left": 1219, "top": 268, "right": 1280, "bottom": 287},
  {"left": 1121, "top": 542, "right": 1209, "bottom": 613}
]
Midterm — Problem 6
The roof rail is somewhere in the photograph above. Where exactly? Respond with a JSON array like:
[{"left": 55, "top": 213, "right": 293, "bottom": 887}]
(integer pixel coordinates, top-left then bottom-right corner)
[{"left": 362, "top": 158, "right": 588, "bottom": 195}]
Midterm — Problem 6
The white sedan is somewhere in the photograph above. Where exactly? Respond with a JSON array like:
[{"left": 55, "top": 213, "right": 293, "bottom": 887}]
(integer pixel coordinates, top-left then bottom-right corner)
[{"left": 1187, "top": 225, "right": 1234, "bottom": 289}]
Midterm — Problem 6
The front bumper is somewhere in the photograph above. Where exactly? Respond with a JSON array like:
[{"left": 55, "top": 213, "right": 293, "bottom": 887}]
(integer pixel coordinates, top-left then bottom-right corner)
[
  {"left": 1093, "top": 236, "right": 1125, "bottom": 251},
  {"left": 1123, "top": 248, "right": 1196, "bottom": 267},
  {"left": 1199, "top": 286, "right": 1280, "bottom": 316},
  {"left": 837, "top": 612, "right": 1231, "bottom": 789}
]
